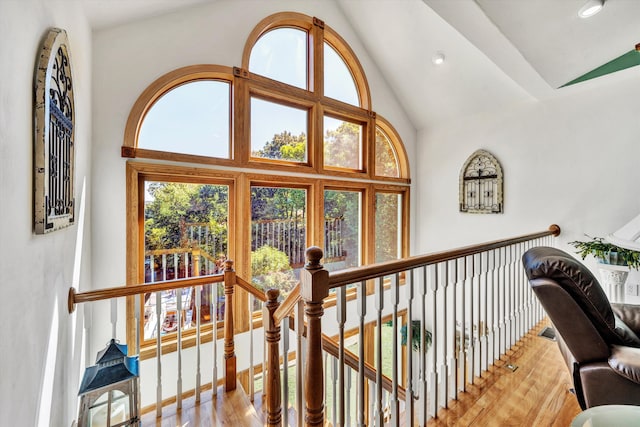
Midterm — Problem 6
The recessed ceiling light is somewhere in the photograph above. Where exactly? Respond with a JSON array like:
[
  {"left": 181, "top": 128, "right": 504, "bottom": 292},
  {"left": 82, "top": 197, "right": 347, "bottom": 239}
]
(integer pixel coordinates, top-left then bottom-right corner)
[
  {"left": 432, "top": 51, "right": 445, "bottom": 65},
  {"left": 578, "top": 0, "right": 604, "bottom": 18}
]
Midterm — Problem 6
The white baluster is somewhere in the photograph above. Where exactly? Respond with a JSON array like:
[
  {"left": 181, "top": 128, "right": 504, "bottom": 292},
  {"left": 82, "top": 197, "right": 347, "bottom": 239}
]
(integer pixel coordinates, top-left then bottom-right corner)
[
  {"left": 438, "top": 262, "right": 448, "bottom": 409},
  {"left": 177, "top": 287, "right": 183, "bottom": 409},
  {"left": 162, "top": 254, "right": 167, "bottom": 282},
  {"left": 196, "top": 285, "right": 201, "bottom": 403},
  {"left": 134, "top": 294, "right": 141, "bottom": 356},
  {"left": 467, "top": 255, "right": 476, "bottom": 385},
  {"left": 155, "top": 290, "right": 162, "bottom": 417},
  {"left": 337, "top": 286, "right": 347, "bottom": 426},
  {"left": 481, "top": 251, "right": 488, "bottom": 373},
  {"left": 150, "top": 255, "right": 155, "bottom": 283},
  {"left": 375, "top": 277, "right": 384, "bottom": 426},
  {"left": 499, "top": 246, "right": 507, "bottom": 357},
  {"left": 213, "top": 283, "right": 218, "bottom": 397},
  {"left": 331, "top": 356, "right": 337, "bottom": 427},
  {"left": 428, "top": 264, "right": 437, "bottom": 417},
  {"left": 296, "top": 299, "right": 305, "bottom": 427},
  {"left": 282, "top": 315, "right": 290, "bottom": 427},
  {"left": 448, "top": 259, "right": 458, "bottom": 401},
  {"left": 405, "top": 269, "right": 415, "bottom": 426},
  {"left": 249, "top": 294, "right": 255, "bottom": 401},
  {"left": 346, "top": 367, "right": 352, "bottom": 427},
  {"left": 459, "top": 257, "right": 467, "bottom": 393},
  {"left": 390, "top": 273, "right": 400, "bottom": 425},
  {"left": 357, "top": 281, "right": 367, "bottom": 427},
  {"left": 419, "top": 267, "right": 428, "bottom": 426}
]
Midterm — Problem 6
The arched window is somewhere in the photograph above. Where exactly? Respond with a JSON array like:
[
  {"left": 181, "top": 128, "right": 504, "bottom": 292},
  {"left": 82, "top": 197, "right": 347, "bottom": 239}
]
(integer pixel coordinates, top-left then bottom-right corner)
[
  {"left": 123, "top": 12, "right": 410, "bottom": 349},
  {"left": 137, "top": 80, "right": 231, "bottom": 158}
]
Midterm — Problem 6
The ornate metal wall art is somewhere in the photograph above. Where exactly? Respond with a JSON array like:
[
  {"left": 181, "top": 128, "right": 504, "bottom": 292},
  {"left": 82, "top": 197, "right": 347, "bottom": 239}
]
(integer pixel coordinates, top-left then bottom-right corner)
[
  {"left": 34, "top": 28, "right": 75, "bottom": 233},
  {"left": 459, "top": 149, "right": 503, "bottom": 214}
]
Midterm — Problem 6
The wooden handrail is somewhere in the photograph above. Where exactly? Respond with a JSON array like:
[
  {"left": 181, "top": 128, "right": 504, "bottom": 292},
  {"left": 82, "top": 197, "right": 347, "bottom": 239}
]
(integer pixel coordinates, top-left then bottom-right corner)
[
  {"left": 273, "top": 283, "right": 301, "bottom": 325},
  {"left": 68, "top": 273, "right": 224, "bottom": 313},
  {"left": 235, "top": 276, "right": 268, "bottom": 302},
  {"left": 328, "top": 224, "right": 560, "bottom": 289},
  {"left": 321, "top": 333, "right": 407, "bottom": 402}
]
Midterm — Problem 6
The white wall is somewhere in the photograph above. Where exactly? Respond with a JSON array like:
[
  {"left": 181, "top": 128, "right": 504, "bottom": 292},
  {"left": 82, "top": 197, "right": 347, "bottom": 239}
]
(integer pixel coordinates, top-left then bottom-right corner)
[
  {"left": 414, "top": 65, "right": 640, "bottom": 261},
  {"left": 0, "top": 1, "right": 92, "bottom": 426}
]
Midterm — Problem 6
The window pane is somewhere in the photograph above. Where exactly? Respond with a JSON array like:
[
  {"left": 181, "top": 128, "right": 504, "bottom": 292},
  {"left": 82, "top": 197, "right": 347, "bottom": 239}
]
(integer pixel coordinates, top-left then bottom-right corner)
[
  {"left": 324, "top": 116, "right": 363, "bottom": 170},
  {"left": 143, "top": 182, "right": 229, "bottom": 340},
  {"left": 324, "top": 42, "right": 359, "bottom": 106},
  {"left": 375, "top": 127, "right": 400, "bottom": 177},
  {"left": 251, "top": 186, "right": 306, "bottom": 297},
  {"left": 324, "top": 190, "right": 361, "bottom": 271},
  {"left": 249, "top": 27, "right": 307, "bottom": 89},
  {"left": 375, "top": 192, "right": 402, "bottom": 263},
  {"left": 251, "top": 98, "right": 308, "bottom": 162},
  {"left": 138, "top": 81, "right": 230, "bottom": 158}
]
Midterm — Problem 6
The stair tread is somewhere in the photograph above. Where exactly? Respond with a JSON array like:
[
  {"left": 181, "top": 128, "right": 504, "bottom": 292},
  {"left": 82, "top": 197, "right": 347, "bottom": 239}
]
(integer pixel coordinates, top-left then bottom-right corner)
[{"left": 141, "top": 384, "right": 263, "bottom": 427}]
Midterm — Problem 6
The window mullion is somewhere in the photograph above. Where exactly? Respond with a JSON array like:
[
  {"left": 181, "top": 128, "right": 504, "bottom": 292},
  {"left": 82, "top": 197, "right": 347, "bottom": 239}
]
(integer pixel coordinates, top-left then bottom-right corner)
[
  {"left": 311, "top": 17, "right": 325, "bottom": 96},
  {"left": 365, "top": 110, "right": 376, "bottom": 179},
  {"left": 233, "top": 68, "right": 250, "bottom": 165}
]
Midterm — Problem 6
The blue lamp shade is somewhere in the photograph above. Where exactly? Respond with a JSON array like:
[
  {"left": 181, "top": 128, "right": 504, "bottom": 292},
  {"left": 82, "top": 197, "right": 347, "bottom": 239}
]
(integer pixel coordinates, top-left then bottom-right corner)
[
  {"left": 79, "top": 340, "right": 139, "bottom": 395},
  {"left": 78, "top": 339, "right": 140, "bottom": 427}
]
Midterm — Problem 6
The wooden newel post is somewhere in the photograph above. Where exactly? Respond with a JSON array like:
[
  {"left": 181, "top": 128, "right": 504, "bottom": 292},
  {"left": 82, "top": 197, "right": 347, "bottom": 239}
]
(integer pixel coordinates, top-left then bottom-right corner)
[
  {"left": 223, "top": 260, "right": 236, "bottom": 392},
  {"left": 265, "top": 288, "right": 282, "bottom": 427},
  {"left": 300, "top": 246, "right": 330, "bottom": 427}
]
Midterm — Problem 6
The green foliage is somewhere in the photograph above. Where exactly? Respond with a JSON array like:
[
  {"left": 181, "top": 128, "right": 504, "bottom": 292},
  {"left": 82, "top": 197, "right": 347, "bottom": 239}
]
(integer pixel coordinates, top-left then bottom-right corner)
[
  {"left": 251, "top": 187, "right": 306, "bottom": 221},
  {"left": 253, "top": 130, "right": 306, "bottom": 162},
  {"left": 375, "top": 193, "right": 400, "bottom": 262},
  {"left": 251, "top": 246, "right": 298, "bottom": 295},
  {"left": 389, "top": 320, "right": 432, "bottom": 352},
  {"left": 375, "top": 128, "right": 399, "bottom": 177},
  {"left": 324, "top": 121, "right": 361, "bottom": 169},
  {"left": 569, "top": 236, "right": 640, "bottom": 270},
  {"left": 144, "top": 182, "right": 228, "bottom": 252},
  {"left": 251, "top": 245, "right": 291, "bottom": 276}
]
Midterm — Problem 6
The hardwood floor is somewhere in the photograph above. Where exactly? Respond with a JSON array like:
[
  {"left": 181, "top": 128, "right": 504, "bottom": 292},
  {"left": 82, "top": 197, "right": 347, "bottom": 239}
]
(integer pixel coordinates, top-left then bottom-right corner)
[
  {"left": 140, "top": 385, "right": 263, "bottom": 427},
  {"left": 140, "top": 320, "right": 581, "bottom": 426},
  {"left": 426, "top": 321, "right": 581, "bottom": 426}
]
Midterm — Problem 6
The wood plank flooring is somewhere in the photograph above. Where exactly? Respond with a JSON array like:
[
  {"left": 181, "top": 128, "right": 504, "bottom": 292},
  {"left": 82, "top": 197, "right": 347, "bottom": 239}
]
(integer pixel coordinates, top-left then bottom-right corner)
[
  {"left": 426, "top": 321, "right": 581, "bottom": 427},
  {"left": 140, "top": 385, "right": 263, "bottom": 427},
  {"left": 140, "top": 320, "right": 582, "bottom": 426}
]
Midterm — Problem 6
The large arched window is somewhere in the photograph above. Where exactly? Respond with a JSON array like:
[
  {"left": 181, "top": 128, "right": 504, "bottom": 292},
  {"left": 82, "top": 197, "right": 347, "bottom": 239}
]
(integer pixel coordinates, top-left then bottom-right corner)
[{"left": 123, "top": 13, "right": 410, "bottom": 351}]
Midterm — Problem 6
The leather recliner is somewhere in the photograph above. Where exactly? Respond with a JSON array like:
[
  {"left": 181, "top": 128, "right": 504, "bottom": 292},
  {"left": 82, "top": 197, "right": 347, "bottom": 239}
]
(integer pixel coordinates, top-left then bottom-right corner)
[{"left": 522, "top": 246, "right": 640, "bottom": 408}]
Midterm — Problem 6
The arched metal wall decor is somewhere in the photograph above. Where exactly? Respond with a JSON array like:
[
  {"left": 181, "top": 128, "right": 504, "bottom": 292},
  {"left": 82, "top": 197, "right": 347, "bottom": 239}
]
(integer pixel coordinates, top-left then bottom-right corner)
[
  {"left": 459, "top": 149, "right": 503, "bottom": 214},
  {"left": 34, "top": 28, "right": 75, "bottom": 233}
]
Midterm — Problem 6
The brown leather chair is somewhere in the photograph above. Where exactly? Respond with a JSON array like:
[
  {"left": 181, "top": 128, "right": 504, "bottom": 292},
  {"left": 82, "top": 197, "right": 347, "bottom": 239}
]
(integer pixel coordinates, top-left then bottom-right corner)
[{"left": 522, "top": 246, "right": 640, "bottom": 408}]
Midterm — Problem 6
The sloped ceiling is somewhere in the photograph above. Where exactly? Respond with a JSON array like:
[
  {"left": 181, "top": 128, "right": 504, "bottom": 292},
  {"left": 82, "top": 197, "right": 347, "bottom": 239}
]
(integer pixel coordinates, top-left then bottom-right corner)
[
  {"left": 473, "top": 0, "right": 640, "bottom": 89},
  {"left": 82, "top": 0, "right": 640, "bottom": 131}
]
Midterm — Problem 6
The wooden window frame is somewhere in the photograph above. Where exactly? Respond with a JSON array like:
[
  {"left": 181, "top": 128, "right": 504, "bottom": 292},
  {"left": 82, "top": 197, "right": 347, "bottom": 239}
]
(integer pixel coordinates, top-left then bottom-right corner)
[{"left": 122, "top": 12, "right": 411, "bottom": 356}]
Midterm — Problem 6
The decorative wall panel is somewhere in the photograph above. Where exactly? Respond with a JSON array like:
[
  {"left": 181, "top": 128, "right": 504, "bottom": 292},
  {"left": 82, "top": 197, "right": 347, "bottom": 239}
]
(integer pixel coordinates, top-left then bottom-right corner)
[
  {"left": 34, "top": 28, "right": 75, "bottom": 233},
  {"left": 459, "top": 149, "right": 503, "bottom": 214}
]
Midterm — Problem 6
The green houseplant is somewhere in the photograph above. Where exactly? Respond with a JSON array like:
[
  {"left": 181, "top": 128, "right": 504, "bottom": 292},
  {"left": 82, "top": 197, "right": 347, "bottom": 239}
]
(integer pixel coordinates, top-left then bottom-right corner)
[
  {"left": 569, "top": 236, "right": 640, "bottom": 270},
  {"left": 385, "top": 320, "right": 432, "bottom": 351},
  {"left": 400, "top": 320, "right": 432, "bottom": 351}
]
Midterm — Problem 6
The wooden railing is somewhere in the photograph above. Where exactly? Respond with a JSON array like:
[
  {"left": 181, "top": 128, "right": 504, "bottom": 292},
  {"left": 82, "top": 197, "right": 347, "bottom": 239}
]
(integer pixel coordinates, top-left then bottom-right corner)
[
  {"left": 69, "top": 224, "right": 560, "bottom": 426},
  {"left": 69, "top": 260, "right": 267, "bottom": 416},
  {"left": 263, "top": 224, "right": 560, "bottom": 426}
]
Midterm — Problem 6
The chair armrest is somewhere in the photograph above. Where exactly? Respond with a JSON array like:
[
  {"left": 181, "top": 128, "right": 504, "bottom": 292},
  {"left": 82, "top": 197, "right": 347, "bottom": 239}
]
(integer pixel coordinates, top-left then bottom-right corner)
[
  {"left": 609, "top": 345, "right": 640, "bottom": 385},
  {"left": 611, "top": 303, "right": 640, "bottom": 336}
]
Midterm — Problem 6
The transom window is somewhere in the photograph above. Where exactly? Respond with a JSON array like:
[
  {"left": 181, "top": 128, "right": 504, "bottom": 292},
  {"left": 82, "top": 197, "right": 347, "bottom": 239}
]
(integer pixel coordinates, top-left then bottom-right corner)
[{"left": 123, "top": 12, "right": 410, "bottom": 350}]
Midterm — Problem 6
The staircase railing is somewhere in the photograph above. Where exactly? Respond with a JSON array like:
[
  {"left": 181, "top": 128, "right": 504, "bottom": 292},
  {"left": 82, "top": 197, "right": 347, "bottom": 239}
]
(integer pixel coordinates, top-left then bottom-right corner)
[
  {"left": 68, "top": 260, "right": 267, "bottom": 417},
  {"left": 68, "top": 224, "right": 560, "bottom": 425},
  {"left": 264, "top": 224, "right": 560, "bottom": 426}
]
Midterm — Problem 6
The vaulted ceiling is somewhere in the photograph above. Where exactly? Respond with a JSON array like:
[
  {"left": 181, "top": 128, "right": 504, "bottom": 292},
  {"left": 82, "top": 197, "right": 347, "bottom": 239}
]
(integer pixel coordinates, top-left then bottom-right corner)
[{"left": 82, "top": 0, "right": 640, "bottom": 130}]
